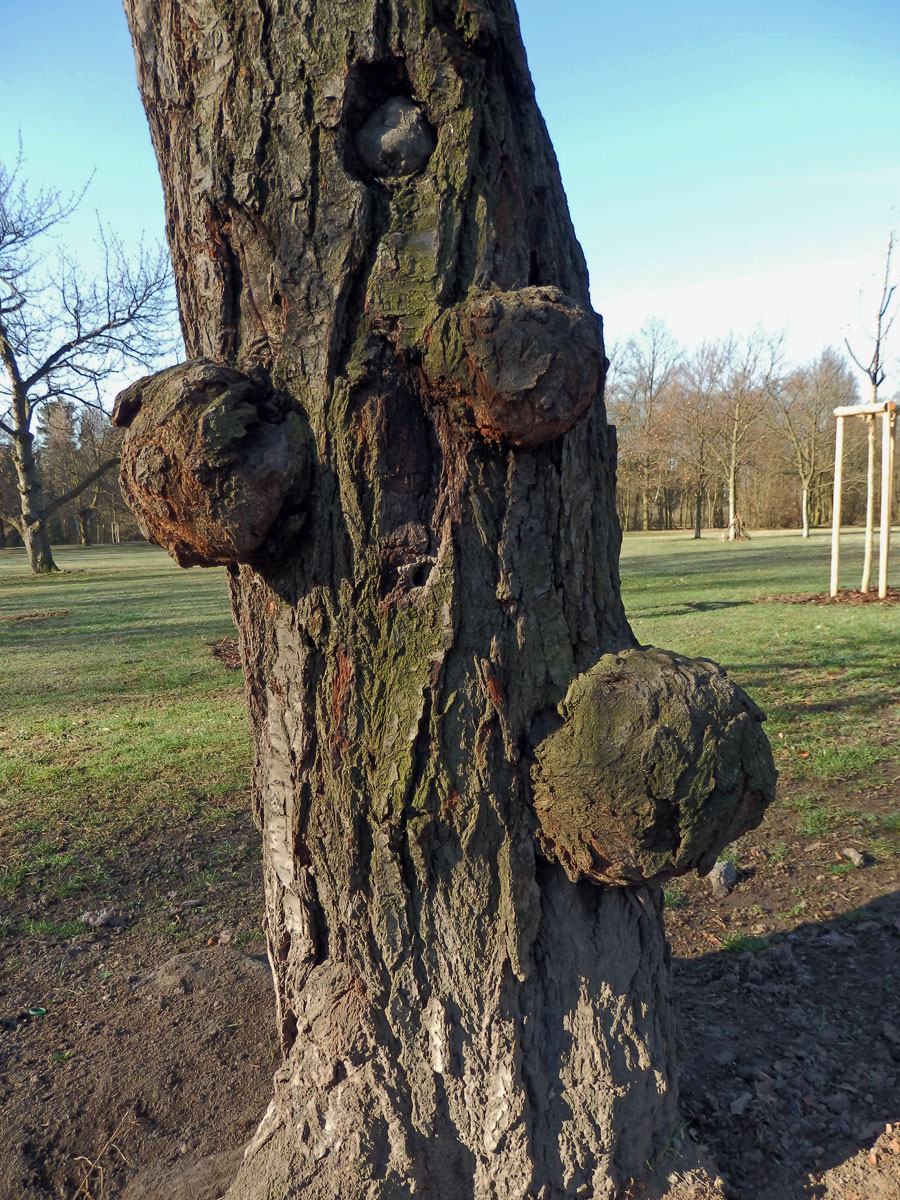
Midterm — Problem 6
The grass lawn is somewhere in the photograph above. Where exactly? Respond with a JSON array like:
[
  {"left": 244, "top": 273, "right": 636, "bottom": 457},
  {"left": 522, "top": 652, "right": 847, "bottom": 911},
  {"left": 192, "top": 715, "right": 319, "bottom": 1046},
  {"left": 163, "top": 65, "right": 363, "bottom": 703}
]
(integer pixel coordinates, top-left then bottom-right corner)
[
  {"left": 0, "top": 544, "right": 251, "bottom": 913},
  {"left": 620, "top": 527, "right": 900, "bottom": 804}
]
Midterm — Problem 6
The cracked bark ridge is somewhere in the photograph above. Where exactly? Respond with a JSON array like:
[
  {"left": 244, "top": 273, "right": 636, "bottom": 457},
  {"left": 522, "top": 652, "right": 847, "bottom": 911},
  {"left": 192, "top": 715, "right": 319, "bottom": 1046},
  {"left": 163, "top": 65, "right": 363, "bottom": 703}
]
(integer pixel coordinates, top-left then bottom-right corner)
[
  {"left": 113, "top": 359, "right": 309, "bottom": 567},
  {"left": 532, "top": 647, "right": 777, "bottom": 886},
  {"left": 424, "top": 286, "right": 604, "bottom": 448}
]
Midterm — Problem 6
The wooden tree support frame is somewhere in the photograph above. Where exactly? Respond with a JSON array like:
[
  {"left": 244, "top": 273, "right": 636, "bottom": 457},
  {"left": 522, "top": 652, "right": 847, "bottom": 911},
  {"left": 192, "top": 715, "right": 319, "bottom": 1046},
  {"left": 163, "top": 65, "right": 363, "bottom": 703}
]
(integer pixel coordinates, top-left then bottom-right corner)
[{"left": 830, "top": 401, "right": 898, "bottom": 598}]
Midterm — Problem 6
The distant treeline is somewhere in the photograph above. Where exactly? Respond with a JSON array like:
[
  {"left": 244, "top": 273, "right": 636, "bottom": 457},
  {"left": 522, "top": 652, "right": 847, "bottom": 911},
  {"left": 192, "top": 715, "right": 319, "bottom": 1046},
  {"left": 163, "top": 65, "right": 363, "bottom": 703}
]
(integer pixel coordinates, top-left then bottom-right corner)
[{"left": 606, "top": 321, "right": 895, "bottom": 537}]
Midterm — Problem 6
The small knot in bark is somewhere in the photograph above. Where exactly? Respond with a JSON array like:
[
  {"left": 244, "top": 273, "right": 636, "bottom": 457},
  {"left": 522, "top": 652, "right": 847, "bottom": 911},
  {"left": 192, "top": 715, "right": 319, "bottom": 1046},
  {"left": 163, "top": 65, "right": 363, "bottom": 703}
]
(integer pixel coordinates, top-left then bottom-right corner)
[
  {"left": 423, "top": 286, "right": 603, "bottom": 448},
  {"left": 355, "top": 96, "right": 435, "bottom": 178},
  {"left": 532, "top": 648, "right": 777, "bottom": 886},
  {"left": 113, "top": 359, "right": 310, "bottom": 568}
]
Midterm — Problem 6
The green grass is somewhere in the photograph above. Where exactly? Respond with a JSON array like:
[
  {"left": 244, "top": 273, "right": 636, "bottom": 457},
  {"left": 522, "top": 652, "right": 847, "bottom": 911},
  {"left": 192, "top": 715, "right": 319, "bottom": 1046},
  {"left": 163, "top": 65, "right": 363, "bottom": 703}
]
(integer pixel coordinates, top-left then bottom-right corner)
[
  {"left": 720, "top": 931, "right": 770, "bottom": 954},
  {"left": 0, "top": 545, "right": 251, "bottom": 903},
  {"left": 784, "top": 797, "right": 841, "bottom": 837},
  {"left": 21, "top": 917, "right": 91, "bottom": 939},
  {"left": 620, "top": 528, "right": 900, "bottom": 805},
  {"left": 662, "top": 883, "right": 687, "bottom": 909}
]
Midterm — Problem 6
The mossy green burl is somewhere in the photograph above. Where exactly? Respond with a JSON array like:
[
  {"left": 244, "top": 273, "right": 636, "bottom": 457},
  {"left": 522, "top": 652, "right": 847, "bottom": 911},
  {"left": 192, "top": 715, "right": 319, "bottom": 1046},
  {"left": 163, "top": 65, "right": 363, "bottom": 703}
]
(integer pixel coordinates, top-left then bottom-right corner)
[{"left": 532, "top": 647, "right": 777, "bottom": 886}]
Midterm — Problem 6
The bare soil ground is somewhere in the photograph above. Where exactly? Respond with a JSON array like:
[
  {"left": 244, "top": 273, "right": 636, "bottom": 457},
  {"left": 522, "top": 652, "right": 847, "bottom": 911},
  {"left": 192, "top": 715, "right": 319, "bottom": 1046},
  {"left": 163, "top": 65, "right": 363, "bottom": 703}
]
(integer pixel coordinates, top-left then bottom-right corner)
[
  {"left": 1, "top": 652, "right": 898, "bottom": 1199},
  {"left": 668, "top": 769, "right": 900, "bottom": 1199}
]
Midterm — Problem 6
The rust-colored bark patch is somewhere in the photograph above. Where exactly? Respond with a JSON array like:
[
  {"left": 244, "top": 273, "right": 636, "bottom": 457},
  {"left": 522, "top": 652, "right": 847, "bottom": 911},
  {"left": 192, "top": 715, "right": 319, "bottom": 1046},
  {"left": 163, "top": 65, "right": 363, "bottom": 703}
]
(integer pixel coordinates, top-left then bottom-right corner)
[{"left": 330, "top": 645, "right": 353, "bottom": 753}]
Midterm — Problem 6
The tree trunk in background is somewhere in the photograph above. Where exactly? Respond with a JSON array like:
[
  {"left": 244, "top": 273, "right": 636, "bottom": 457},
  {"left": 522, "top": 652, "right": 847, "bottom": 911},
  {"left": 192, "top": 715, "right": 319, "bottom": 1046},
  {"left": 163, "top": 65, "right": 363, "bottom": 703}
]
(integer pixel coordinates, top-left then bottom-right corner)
[
  {"left": 75, "top": 509, "right": 91, "bottom": 546},
  {"left": 800, "top": 485, "right": 810, "bottom": 539},
  {"left": 120, "top": 3, "right": 767, "bottom": 1196},
  {"left": 12, "top": 426, "right": 58, "bottom": 573},
  {"left": 726, "top": 447, "right": 738, "bottom": 539}
]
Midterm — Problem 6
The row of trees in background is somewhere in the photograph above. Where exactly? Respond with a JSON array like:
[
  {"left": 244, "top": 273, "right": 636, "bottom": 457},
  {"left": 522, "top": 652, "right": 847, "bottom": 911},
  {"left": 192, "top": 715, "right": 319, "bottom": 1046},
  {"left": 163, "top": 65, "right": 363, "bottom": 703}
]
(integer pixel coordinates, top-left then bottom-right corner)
[{"left": 605, "top": 319, "right": 890, "bottom": 537}]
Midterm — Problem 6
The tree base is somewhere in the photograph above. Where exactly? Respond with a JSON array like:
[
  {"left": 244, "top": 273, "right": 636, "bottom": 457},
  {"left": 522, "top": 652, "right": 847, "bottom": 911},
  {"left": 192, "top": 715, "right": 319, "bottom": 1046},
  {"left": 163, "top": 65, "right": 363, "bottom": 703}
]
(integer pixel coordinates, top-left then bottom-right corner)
[{"left": 225, "top": 879, "right": 679, "bottom": 1200}]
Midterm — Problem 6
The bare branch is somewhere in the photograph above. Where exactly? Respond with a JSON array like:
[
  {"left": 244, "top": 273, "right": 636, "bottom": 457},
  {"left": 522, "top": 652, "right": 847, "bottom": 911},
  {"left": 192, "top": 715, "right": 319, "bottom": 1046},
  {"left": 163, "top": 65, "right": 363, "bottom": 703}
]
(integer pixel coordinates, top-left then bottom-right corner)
[{"left": 40, "top": 457, "right": 120, "bottom": 521}]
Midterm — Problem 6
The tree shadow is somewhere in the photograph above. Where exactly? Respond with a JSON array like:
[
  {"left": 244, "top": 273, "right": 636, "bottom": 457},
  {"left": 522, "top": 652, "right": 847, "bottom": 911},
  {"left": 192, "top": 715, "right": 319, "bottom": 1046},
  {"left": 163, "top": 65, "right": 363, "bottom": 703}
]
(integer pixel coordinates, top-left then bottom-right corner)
[
  {"left": 673, "top": 888, "right": 900, "bottom": 1198},
  {"left": 637, "top": 600, "right": 753, "bottom": 619}
]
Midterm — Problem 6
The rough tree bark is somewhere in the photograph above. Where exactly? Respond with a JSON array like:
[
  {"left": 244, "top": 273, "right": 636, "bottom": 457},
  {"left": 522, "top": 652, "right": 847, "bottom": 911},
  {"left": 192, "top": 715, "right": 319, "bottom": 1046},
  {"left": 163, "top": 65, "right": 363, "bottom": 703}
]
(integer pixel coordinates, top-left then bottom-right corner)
[
  {"left": 13, "top": 431, "right": 56, "bottom": 573},
  {"left": 119, "top": 3, "right": 775, "bottom": 1197}
]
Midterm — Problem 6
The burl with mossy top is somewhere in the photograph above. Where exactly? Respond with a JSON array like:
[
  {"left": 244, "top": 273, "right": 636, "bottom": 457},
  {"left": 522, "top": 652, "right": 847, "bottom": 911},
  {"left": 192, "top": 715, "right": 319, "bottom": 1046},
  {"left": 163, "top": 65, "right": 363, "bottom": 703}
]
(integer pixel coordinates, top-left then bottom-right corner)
[{"left": 118, "top": 1, "right": 775, "bottom": 1197}]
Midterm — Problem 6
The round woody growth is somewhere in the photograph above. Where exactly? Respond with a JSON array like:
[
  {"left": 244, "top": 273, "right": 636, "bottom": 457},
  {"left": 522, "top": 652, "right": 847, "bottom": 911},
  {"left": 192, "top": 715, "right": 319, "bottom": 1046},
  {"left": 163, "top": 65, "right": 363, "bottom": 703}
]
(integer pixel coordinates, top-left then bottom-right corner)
[
  {"left": 423, "top": 285, "right": 604, "bottom": 448},
  {"left": 532, "top": 647, "right": 777, "bottom": 886},
  {"left": 113, "top": 359, "right": 309, "bottom": 568}
]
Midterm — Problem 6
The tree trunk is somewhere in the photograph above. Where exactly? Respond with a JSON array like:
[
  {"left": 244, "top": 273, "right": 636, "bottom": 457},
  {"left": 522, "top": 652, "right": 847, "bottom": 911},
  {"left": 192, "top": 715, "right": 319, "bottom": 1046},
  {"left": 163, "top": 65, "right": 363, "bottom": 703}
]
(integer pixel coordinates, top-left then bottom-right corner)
[
  {"left": 75, "top": 508, "right": 92, "bottom": 546},
  {"left": 726, "top": 455, "right": 737, "bottom": 540},
  {"left": 22, "top": 520, "right": 56, "bottom": 572},
  {"left": 12, "top": 424, "right": 58, "bottom": 573},
  {"left": 800, "top": 484, "right": 810, "bottom": 539},
  {"left": 121, "top": 3, "right": 773, "bottom": 1196},
  {"left": 641, "top": 482, "right": 651, "bottom": 530},
  {"left": 693, "top": 488, "right": 702, "bottom": 539}
]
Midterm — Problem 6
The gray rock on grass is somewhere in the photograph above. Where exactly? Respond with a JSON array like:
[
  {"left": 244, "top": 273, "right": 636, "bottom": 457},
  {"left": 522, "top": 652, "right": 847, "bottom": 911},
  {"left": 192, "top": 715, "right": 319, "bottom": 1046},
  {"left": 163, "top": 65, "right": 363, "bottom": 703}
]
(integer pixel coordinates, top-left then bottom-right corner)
[{"left": 706, "top": 859, "right": 739, "bottom": 897}]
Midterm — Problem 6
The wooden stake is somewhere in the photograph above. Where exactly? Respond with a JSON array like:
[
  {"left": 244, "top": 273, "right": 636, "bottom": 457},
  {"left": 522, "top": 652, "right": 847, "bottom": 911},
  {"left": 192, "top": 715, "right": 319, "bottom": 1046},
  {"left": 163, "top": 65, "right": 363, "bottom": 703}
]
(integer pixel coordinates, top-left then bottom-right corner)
[
  {"left": 831, "top": 414, "right": 845, "bottom": 596},
  {"left": 861, "top": 414, "right": 876, "bottom": 592},
  {"left": 879, "top": 407, "right": 896, "bottom": 599}
]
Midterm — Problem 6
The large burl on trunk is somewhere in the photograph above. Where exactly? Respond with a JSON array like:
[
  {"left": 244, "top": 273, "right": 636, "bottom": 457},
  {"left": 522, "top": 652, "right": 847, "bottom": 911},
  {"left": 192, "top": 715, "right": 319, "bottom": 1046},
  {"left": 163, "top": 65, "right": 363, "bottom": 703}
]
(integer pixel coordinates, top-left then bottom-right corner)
[{"left": 120, "top": 2, "right": 775, "bottom": 1196}]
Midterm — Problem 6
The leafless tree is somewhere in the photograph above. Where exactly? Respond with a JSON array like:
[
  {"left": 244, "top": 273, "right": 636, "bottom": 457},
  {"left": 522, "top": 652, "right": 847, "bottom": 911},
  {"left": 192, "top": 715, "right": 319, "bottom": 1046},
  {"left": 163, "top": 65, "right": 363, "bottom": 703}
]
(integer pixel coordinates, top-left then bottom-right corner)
[
  {"left": 672, "top": 340, "right": 731, "bottom": 538},
  {"left": 773, "top": 349, "right": 857, "bottom": 537},
  {"left": 707, "top": 331, "right": 783, "bottom": 540},
  {"left": 605, "top": 318, "right": 682, "bottom": 530},
  {"left": 0, "top": 147, "right": 175, "bottom": 572},
  {"left": 845, "top": 232, "right": 896, "bottom": 591}
]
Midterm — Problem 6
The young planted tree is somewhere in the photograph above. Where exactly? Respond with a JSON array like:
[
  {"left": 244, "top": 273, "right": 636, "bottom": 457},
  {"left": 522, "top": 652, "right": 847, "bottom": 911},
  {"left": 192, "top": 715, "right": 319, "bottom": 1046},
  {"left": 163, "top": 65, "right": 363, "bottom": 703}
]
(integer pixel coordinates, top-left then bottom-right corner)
[
  {"left": 119, "top": 2, "right": 775, "bottom": 1196},
  {"left": 845, "top": 233, "right": 896, "bottom": 591},
  {"left": 0, "top": 151, "right": 174, "bottom": 572}
]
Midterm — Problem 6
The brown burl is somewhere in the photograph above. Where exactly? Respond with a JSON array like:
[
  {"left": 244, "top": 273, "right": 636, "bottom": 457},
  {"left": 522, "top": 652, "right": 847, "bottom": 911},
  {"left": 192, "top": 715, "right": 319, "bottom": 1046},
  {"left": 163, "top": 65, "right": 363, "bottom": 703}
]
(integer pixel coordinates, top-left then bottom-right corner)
[
  {"left": 113, "top": 360, "right": 310, "bottom": 567},
  {"left": 118, "top": 1, "right": 775, "bottom": 1197}
]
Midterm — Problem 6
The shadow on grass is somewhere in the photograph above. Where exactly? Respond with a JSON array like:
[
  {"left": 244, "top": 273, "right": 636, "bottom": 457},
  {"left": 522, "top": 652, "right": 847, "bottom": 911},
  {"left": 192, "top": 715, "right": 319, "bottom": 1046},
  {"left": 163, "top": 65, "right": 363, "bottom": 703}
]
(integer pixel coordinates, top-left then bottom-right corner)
[
  {"left": 674, "top": 888, "right": 900, "bottom": 1199},
  {"left": 636, "top": 600, "right": 754, "bottom": 618}
]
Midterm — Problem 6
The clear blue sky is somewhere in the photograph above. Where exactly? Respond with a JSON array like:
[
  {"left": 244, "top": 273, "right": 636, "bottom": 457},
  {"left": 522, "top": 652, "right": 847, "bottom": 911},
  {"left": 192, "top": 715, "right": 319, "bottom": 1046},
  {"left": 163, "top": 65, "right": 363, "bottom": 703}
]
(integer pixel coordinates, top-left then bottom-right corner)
[{"left": 2, "top": 0, "right": 898, "bottom": 381}]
